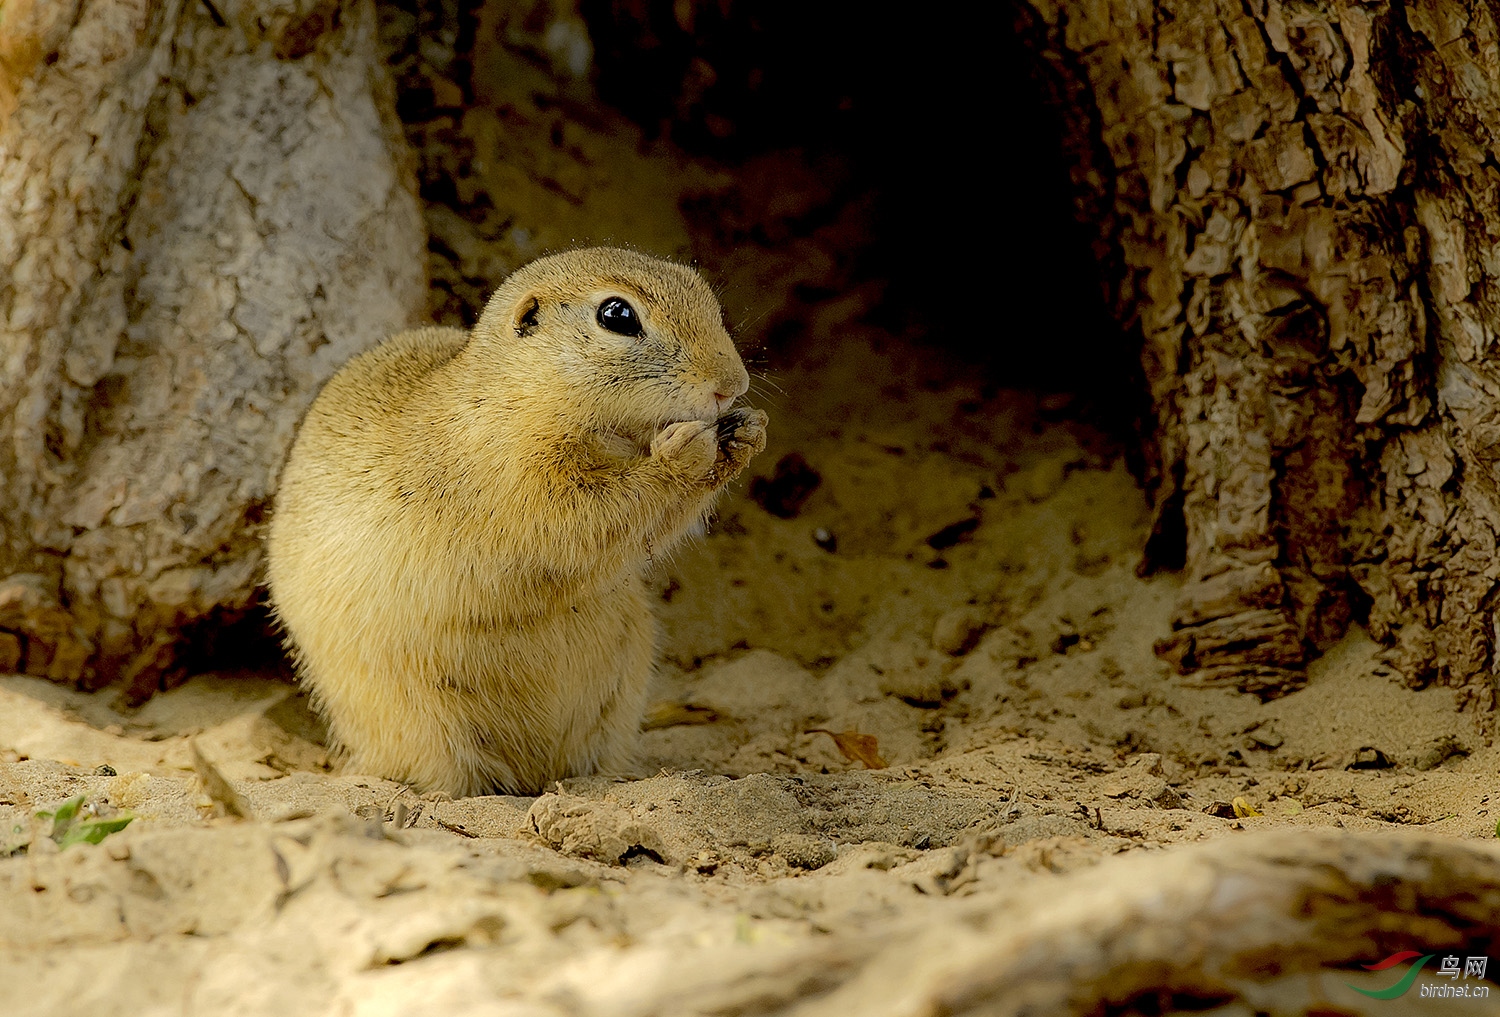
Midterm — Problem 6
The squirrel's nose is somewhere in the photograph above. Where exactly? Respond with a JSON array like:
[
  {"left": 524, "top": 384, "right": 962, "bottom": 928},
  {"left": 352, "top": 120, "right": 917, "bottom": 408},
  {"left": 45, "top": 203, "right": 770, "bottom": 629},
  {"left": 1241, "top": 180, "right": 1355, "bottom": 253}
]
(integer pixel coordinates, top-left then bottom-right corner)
[{"left": 715, "top": 364, "right": 750, "bottom": 409}]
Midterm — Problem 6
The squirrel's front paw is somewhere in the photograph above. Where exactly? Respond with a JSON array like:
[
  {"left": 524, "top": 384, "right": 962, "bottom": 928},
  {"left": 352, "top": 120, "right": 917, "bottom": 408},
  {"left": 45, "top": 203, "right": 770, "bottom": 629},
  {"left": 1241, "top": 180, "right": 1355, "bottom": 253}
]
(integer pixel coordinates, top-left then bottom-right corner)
[
  {"left": 712, "top": 407, "right": 768, "bottom": 484},
  {"left": 651, "top": 419, "right": 718, "bottom": 478}
]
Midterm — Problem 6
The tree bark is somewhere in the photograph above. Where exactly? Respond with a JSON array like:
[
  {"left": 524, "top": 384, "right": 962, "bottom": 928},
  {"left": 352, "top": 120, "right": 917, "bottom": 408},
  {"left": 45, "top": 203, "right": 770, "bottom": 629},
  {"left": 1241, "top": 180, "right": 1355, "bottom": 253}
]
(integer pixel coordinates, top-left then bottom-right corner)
[
  {"left": 0, "top": 0, "right": 426, "bottom": 698},
  {"left": 1021, "top": 0, "right": 1500, "bottom": 701}
]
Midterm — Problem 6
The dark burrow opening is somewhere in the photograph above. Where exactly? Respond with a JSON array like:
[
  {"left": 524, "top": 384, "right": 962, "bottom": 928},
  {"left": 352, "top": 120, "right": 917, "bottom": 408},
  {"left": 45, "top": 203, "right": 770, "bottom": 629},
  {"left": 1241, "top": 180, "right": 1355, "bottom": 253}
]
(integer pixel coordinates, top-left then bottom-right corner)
[
  {"left": 375, "top": 0, "right": 1143, "bottom": 429},
  {"left": 581, "top": 0, "right": 1136, "bottom": 400}
]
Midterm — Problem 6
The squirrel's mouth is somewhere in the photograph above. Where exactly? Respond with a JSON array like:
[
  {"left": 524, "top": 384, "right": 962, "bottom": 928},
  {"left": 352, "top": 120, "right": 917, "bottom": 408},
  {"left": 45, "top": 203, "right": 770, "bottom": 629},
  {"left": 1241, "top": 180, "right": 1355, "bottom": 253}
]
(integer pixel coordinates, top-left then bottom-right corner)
[
  {"left": 661, "top": 412, "right": 717, "bottom": 427},
  {"left": 658, "top": 399, "right": 727, "bottom": 428}
]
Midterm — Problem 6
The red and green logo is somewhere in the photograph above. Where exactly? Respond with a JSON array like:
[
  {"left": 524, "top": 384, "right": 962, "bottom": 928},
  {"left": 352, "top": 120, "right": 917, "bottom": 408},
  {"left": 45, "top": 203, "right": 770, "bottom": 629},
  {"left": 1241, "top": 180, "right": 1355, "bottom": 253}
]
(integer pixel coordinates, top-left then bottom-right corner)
[{"left": 1346, "top": 951, "right": 1435, "bottom": 1000}]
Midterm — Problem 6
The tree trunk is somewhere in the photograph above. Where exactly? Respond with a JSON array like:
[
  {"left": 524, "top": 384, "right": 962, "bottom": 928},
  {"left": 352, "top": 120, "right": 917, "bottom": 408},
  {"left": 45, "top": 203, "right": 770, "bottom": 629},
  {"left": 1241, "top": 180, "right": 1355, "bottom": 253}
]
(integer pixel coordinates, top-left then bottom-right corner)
[
  {"left": 0, "top": 0, "right": 426, "bottom": 699},
  {"left": 1021, "top": 0, "right": 1500, "bottom": 703}
]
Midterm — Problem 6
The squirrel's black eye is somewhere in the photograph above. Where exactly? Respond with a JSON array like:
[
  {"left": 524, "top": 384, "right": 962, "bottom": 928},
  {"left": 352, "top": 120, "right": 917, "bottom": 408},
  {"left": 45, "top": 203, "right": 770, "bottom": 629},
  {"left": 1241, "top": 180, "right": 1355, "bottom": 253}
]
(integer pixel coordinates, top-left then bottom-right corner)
[{"left": 597, "top": 296, "right": 642, "bottom": 337}]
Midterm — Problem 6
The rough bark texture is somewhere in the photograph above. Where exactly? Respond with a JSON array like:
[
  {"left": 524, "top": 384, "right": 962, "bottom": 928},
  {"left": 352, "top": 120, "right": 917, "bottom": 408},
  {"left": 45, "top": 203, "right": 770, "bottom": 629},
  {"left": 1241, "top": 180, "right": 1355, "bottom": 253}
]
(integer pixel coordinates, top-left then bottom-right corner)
[
  {"left": 0, "top": 0, "right": 426, "bottom": 697},
  {"left": 1023, "top": 0, "right": 1500, "bottom": 700}
]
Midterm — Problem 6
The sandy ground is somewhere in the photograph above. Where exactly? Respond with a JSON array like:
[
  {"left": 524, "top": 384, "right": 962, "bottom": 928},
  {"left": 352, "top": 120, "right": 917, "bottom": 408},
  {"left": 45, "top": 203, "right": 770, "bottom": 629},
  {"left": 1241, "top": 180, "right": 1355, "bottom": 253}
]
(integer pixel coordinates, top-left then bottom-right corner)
[{"left": 2, "top": 326, "right": 1498, "bottom": 1015}]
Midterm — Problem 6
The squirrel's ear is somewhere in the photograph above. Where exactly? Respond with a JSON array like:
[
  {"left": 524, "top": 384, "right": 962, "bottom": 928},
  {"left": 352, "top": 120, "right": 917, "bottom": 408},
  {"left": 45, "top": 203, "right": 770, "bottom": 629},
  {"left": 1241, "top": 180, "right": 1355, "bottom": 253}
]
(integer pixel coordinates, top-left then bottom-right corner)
[{"left": 514, "top": 296, "right": 540, "bottom": 337}]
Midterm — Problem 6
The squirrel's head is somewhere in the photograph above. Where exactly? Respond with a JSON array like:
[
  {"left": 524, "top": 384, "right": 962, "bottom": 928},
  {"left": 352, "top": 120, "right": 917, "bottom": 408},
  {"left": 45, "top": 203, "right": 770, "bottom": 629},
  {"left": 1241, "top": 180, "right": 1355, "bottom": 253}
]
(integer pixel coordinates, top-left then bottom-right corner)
[{"left": 471, "top": 247, "right": 750, "bottom": 444}]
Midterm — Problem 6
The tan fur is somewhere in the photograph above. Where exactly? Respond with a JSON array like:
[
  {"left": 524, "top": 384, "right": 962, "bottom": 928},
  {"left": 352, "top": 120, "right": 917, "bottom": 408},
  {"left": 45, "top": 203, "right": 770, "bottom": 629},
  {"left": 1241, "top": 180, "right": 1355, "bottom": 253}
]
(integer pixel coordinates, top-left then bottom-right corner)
[{"left": 266, "top": 248, "right": 766, "bottom": 797}]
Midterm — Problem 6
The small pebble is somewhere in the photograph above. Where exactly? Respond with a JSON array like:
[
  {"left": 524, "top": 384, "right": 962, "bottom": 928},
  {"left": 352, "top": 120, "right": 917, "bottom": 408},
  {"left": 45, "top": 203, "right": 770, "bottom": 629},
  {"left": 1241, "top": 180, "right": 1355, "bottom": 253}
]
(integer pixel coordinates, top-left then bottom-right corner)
[
  {"left": 772, "top": 833, "right": 837, "bottom": 870},
  {"left": 926, "top": 517, "right": 979, "bottom": 550},
  {"left": 1413, "top": 735, "right": 1467, "bottom": 771}
]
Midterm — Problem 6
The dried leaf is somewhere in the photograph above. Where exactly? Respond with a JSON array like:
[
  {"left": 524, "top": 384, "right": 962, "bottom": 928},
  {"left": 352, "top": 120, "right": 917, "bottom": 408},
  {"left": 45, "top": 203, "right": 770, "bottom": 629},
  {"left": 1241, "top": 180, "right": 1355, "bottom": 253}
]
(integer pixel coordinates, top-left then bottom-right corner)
[
  {"left": 1232, "top": 796, "right": 1262, "bottom": 819},
  {"left": 191, "top": 740, "right": 253, "bottom": 818},
  {"left": 807, "top": 728, "right": 888, "bottom": 769},
  {"left": 641, "top": 702, "right": 721, "bottom": 731}
]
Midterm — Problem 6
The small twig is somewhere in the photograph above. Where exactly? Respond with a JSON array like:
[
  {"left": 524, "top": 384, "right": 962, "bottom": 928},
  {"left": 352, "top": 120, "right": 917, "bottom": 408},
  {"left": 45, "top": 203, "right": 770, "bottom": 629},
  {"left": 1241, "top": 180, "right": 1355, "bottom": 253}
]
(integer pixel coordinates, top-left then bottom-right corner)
[
  {"left": 432, "top": 817, "right": 476, "bottom": 838},
  {"left": 190, "top": 740, "right": 252, "bottom": 819}
]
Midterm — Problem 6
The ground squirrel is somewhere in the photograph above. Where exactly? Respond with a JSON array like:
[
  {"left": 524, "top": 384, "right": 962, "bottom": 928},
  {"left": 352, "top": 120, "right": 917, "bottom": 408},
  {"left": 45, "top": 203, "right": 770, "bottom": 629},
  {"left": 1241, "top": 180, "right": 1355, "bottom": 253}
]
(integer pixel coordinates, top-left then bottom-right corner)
[{"left": 266, "top": 248, "right": 766, "bottom": 797}]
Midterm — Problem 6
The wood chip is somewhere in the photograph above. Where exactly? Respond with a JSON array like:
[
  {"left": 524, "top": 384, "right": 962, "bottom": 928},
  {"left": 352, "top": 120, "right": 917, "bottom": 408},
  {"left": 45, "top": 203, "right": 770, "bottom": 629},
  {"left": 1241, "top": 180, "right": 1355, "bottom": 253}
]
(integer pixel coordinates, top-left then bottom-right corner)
[{"left": 807, "top": 728, "right": 888, "bottom": 769}]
